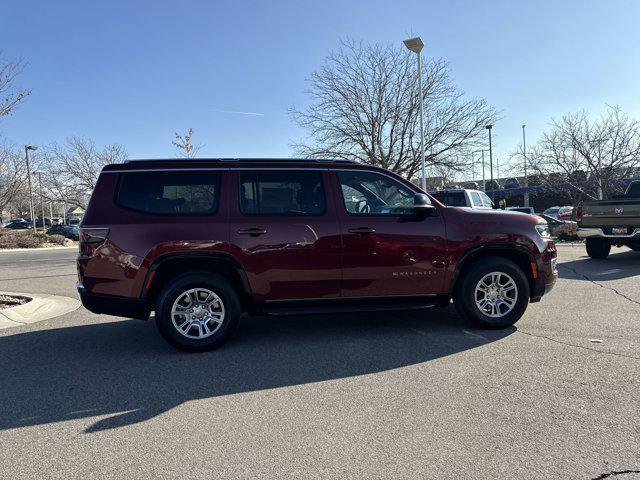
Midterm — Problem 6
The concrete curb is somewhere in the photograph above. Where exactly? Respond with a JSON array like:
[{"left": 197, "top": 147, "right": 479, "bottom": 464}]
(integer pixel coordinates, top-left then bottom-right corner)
[
  {"left": 0, "top": 292, "right": 81, "bottom": 330},
  {"left": 0, "top": 246, "right": 78, "bottom": 253}
]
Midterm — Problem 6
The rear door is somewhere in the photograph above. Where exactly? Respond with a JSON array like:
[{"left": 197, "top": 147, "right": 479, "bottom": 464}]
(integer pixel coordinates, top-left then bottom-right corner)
[
  {"left": 228, "top": 168, "right": 342, "bottom": 301},
  {"left": 333, "top": 169, "right": 448, "bottom": 297}
]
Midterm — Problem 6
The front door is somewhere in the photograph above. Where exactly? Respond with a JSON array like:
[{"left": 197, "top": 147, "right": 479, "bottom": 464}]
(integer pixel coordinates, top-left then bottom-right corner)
[
  {"left": 228, "top": 169, "right": 342, "bottom": 302},
  {"left": 333, "top": 169, "right": 448, "bottom": 297}
]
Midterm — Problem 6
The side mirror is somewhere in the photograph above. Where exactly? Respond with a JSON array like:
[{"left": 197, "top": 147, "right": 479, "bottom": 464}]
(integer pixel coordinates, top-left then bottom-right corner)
[{"left": 412, "top": 193, "right": 435, "bottom": 215}]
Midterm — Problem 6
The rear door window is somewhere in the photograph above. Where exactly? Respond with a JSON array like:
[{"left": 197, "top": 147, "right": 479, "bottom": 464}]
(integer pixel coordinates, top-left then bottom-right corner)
[
  {"left": 238, "top": 170, "right": 325, "bottom": 215},
  {"left": 470, "top": 191, "right": 482, "bottom": 207},
  {"left": 116, "top": 170, "right": 220, "bottom": 215}
]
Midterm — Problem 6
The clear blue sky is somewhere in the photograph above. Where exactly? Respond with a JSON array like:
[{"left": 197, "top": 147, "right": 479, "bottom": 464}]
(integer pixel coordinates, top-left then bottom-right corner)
[{"left": 2, "top": 0, "right": 639, "bottom": 173}]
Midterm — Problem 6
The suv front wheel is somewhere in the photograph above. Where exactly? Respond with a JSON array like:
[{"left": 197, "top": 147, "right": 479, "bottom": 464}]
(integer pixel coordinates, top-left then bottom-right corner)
[
  {"left": 155, "top": 272, "right": 241, "bottom": 352},
  {"left": 454, "top": 257, "right": 530, "bottom": 329}
]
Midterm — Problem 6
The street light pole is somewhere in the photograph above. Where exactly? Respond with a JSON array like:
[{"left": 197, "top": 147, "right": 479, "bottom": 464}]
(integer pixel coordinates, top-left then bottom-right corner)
[
  {"left": 485, "top": 125, "right": 494, "bottom": 202},
  {"left": 36, "top": 172, "right": 45, "bottom": 229},
  {"left": 403, "top": 36, "right": 426, "bottom": 191},
  {"left": 24, "top": 145, "right": 38, "bottom": 234},
  {"left": 522, "top": 124, "right": 529, "bottom": 208}
]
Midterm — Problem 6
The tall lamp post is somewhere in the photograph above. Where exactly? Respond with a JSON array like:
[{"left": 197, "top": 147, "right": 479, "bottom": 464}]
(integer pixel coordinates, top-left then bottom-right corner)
[
  {"left": 522, "top": 124, "right": 529, "bottom": 208},
  {"left": 403, "top": 36, "right": 426, "bottom": 191},
  {"left": 34, "top": 171, "right": 45, "bottom": 230},
  {"left": 485, "top": 125, "right": 494, "bottom": 201},
  {"left": 24, "top": 145, "right": 38, "bottom": 233}
]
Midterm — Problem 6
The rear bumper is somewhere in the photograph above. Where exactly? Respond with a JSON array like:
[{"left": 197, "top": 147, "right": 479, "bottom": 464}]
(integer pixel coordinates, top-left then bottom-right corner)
[
  {"left": 577, "top": 227, "right": 640, "bottom": 239},
  {"left": 77, "top": 283, "right": 149, "bottom": 320}
]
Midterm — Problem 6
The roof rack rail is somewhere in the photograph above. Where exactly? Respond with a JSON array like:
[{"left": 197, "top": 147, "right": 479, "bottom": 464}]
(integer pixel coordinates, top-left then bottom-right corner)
[{"left": 123, "top": 158, "right": 359, "bottom": 164}]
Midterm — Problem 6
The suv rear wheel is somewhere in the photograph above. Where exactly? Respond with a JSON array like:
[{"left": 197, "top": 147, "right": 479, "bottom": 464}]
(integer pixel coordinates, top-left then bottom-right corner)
[
  {"left": 155, "top": 272, "right": 241, "bottom": 352},
  {"left": 585, "top": 238, "right": 611, "bottom": 259},
  {"left": 454, "top": 257, "right": 530, "bottom": 329}
]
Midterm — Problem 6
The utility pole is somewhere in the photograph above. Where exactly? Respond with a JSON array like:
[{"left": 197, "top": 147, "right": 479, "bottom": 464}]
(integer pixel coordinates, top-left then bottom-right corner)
[
  {"left": 24, "top": 145, "right": 38, "bottom": 233},
  {"left": 522, "top": 124, "right": 529, "bottom": 208},
  {"left": 472, "top": 149, "right": 489, "bottom": 191},
  {"left": 485, "top": 125, "right": 494, "bottom": 201}
]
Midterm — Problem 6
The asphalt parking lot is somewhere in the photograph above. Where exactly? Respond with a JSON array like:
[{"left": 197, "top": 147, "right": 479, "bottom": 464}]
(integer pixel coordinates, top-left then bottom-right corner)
[{"left": 0, "top": 245, "right": 638, "bottom": 479}]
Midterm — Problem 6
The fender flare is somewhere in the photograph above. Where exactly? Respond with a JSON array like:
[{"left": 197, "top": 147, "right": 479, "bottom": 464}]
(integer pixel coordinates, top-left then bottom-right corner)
[
  {"left": 447, "top": 243, "right": 536, "bottom": 295},
  {"left": 141, "top": 251, "right": 252, "bottom": 300}
]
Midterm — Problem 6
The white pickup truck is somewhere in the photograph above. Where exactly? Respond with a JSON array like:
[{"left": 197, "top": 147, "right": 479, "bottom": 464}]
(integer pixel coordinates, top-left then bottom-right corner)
[{"left": 430, "top": 189, "right": 495, "bottom": 209}]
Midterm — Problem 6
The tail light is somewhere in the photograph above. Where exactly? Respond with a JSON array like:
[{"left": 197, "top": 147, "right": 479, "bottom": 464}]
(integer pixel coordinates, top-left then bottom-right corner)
[
  {"left": 576, "top": 205, "right": 583, "bottom": 222},
  {"left": 79, "top": 228, "right": 109, "bottom": 256},
  {"left": 80, "top": 227, "right": 110, "bottom": 244}
]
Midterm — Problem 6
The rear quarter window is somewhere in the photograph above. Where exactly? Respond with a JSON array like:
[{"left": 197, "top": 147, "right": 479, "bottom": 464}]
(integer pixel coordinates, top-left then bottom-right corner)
[{"left": 116, "top": 171, "right": 221, "bottom": 215}]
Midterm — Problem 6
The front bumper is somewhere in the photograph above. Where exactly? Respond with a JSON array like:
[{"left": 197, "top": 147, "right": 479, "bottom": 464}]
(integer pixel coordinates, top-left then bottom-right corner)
[
  {"left": 77, "top": 283, "right": 149, "bottom": 320},
  {"left": 530, "top": 246, "right": 557, "bottom": 303},
  {"left": 577, "top": 227, "right": 640, "bottom": 239}
]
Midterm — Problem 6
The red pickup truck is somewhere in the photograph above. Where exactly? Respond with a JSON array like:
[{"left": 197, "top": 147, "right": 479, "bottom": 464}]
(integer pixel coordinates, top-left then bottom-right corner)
[{"left": 77, "top": 159, "right": 557, "bottom": 351}]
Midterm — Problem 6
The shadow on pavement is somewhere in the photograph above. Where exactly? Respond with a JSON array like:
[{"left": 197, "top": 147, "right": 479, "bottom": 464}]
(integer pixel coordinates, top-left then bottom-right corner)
[
  {"left": 559, "top": 249, "right": 640, "bottom": 281},
  {"left": 0, "top": 309, "right": 513, "bottom": 433}
]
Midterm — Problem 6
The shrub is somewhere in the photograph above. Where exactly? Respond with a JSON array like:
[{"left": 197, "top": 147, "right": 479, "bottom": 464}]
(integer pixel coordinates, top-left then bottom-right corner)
[
  {"left": 48, "top": 234, "right": 66, "bottom": 245},
  {"left": 552, "top": 222, "right": 580, "bottom": 242},
  {"left": 0, "top": 230, "right": 46, "bottom": 249}
]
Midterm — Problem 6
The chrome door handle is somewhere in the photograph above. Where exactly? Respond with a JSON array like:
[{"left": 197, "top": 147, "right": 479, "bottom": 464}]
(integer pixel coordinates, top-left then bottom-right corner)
[
  {"left": 348, "top": 227, "right": 375, "bottom": 234},
  {"left": 237, "top": 228, "right": 267, "bottom": 236}
]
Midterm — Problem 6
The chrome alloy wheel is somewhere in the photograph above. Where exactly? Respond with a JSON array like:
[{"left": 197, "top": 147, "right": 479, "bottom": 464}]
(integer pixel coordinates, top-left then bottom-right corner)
[
  {"left": 171, "top": 288, "right": 225, "bottom": 339},
  {"left": 474, "top": 272, "right": 518, "bottom": 318}
]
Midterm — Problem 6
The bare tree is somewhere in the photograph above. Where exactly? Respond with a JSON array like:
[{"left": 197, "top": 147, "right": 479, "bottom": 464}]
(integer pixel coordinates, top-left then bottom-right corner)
[
  {"left": 289, "top": 39, "right": 497, "bottom": 180},
  {"left": 172, "top": 128, "right": 201, "bottom": 158},
  {"left": 0, "top": 144, "right": 27, "bottom": 220},
  {"left": 523, "top": 106, "right": 640, "bottom": 201},
  {"left": 0, "top": 52, "right": 30, "bottom": 119},
  {"left": 45, "top": 136, "right": 127, "bottom": 208}
]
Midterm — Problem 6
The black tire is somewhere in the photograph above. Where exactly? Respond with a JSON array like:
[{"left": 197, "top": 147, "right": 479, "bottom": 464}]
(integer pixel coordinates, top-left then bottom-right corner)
[
  {"left": 586, "top": 238, "right": 611, "bottom": 259},
  {"left": 155, "top": 272, "right": 241, "bottom": 352},
  {"left": 627, "top": 242, "right": 640, "bottom": 252},
  {"left": 453, "top": 256, "right": 530, "bottom": 329}
]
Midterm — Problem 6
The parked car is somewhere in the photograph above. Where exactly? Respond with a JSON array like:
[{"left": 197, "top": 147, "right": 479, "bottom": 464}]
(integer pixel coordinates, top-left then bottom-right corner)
[
  {"left": 63, "top": 225, "right": 79, "bottom": 240},
  {"left": 77, "top": 158, "right": 558, "bottom": 352},
  {"left": 542, "top": 206, "right": 561, "bottom": 219},
  {"left": 484, "top": 180, "right": 502, "bottom": 191},
  {"left": 461, "top": 181, "right": 479, "bottom": 190},
  {"left": 507, "top": 207, "right": 535, "bottom": 215},
  {"left": 34, "top": 217, "right": 52, "bottom": 228},
  {"left": 3, "top": 220, "right": 31, "bottom": 230},
  {"left": 577, "top": 180, "right": 640, "bottom": 258},
  {"left": 46, "top": 224, "right": 66, "bottom": 235},
  {"left": 539, "top": 214, "right": 577, "bottom": 237},
  {"left": 503, "top": 178, "right": 520, "bottom": 189},
  {"left": 557, "top": 206, "right": 574, "bottom": 221},
  {"left": 430, "top": 189, "right": 494, "bottom": 209}
]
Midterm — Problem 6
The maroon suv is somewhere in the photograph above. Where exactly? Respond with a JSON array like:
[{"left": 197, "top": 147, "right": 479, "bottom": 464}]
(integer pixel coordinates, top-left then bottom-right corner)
[{"left": 78, "top": 159, "right": 557, "bottom": 351}]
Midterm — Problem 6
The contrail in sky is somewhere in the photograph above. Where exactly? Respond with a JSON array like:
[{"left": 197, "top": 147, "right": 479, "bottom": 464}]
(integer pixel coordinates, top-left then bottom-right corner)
[{"left": 210, "top": 109, "right": 265, "bottom": 116}]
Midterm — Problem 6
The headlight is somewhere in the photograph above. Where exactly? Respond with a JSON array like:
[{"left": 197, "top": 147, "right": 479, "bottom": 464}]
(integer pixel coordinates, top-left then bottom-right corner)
[{"left": 535, "top": 223, "right": 551, "bottom": 238}]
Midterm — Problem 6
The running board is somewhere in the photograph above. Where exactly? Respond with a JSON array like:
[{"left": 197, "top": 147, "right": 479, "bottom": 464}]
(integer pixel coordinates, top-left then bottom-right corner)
[{"left": 263, "top": 302, "right": 435, "bottom": 317}]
